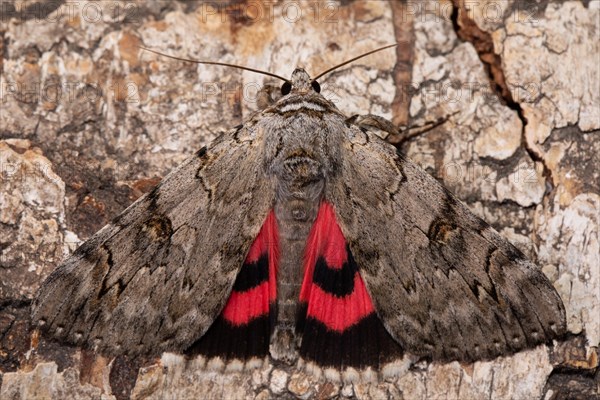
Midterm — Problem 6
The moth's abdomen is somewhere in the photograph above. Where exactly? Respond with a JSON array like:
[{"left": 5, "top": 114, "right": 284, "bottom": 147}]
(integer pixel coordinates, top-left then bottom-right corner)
[{"left": 270, "top": 155, "right": 325, "bottom": 361}]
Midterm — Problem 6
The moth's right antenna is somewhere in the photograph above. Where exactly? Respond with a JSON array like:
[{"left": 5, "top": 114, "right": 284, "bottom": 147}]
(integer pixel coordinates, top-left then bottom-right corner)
[
  {"left": 313, "top": 43, "right": 397, "bottom": 81},
  {"left": 138, "top": 46, "right": 290, "bottom": 83}
]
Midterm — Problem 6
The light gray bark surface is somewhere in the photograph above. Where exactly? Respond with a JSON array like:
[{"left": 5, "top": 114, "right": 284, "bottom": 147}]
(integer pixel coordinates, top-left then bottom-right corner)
[{"left": 1, "top": 1, "right": 598, "bottom": 399}]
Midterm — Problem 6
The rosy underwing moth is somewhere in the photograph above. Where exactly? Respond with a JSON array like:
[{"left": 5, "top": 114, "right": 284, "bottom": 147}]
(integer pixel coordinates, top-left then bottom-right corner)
[{"left": 32, "top": 44, "right": 566, "bottom": 381}]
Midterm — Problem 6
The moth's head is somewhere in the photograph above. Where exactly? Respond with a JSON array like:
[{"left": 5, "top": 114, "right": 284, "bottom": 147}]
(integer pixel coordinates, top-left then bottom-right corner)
[{"left": 280, "top": 68, "right": 321, "bottom": 96}]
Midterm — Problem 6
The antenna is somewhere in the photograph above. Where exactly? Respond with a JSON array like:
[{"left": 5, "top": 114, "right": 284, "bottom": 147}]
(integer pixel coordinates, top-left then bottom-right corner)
[
  {"left": 312, "top": 43, "right": 397, "bottom": 81},
  {"left": 138, "top": 46, "right": 290, "bottom": 83},
  {"left": 138, "top": 43, "right": 397, "bottom": 83}
]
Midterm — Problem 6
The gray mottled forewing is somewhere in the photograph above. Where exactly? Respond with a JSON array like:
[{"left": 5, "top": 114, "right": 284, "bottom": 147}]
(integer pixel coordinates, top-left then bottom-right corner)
[
  {"left": 328, "top": 125, "right": 566, "bottom": 362},
  {"left": 32, "top": 124, "right": 274, "bottom": 357}
]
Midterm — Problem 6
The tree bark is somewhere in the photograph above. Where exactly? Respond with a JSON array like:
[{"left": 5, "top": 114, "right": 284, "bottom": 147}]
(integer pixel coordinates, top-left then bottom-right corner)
[{"left": 1, "top": 1, "right": 598, "bottom": 399}]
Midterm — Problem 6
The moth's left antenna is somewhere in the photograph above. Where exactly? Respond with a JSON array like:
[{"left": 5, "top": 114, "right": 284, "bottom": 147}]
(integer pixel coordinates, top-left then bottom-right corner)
[{"left": 138, "top": 46, "right": 290, "bottom": 83}]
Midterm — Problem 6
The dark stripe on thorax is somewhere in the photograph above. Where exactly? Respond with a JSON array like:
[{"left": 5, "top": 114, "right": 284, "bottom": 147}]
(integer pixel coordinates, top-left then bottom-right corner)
[{"left": 274, "top": 97, "right": 333, "bottom": 114}]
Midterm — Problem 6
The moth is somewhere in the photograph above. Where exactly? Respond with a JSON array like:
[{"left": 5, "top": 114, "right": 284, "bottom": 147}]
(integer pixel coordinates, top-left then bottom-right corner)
[{"left": 32, "top": 44, "right": 566, "bottom": 381}]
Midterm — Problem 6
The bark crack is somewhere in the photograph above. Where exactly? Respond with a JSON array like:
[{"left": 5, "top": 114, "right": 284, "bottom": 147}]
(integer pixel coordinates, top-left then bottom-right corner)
[{"left": 450, "top": 0, "right": 555, "bottom": 193}]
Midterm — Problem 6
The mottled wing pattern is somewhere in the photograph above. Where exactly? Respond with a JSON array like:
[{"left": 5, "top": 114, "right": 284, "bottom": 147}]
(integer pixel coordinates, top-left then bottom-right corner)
[
  {"left": 327, "top": 125, "right": 567, "bottom": 362},
  {"left": 32, "top": 123, "right": 275, "bottom": 357}
]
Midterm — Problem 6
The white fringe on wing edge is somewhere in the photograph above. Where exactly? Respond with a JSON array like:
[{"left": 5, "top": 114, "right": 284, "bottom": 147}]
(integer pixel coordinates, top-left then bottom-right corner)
[
  {"left": 297, "top": 356, "right": 413, "bottom": 384},
  {"left": 158, "top": 353, "right": 413, "bottom": 383}
]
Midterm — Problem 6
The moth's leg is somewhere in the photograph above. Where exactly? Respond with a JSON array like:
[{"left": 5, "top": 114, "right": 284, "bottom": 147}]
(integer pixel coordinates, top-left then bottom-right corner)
[{"left": 347, "top": 113, "right": 457, "bottom": 144}]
